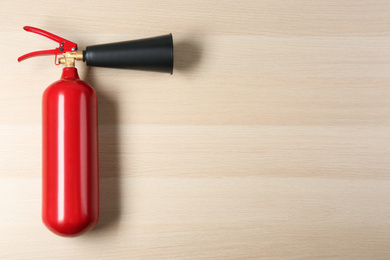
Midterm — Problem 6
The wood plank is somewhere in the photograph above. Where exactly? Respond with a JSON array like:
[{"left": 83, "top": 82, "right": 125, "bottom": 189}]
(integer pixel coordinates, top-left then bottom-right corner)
[{"left": 1, "top": 0, "right": 390, "bottom": 258}]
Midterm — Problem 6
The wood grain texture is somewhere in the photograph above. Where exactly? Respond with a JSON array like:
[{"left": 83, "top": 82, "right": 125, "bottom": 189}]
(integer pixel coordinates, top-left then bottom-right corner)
[{"left": 1, "top": 0, "right": 390, "bottom": 259}]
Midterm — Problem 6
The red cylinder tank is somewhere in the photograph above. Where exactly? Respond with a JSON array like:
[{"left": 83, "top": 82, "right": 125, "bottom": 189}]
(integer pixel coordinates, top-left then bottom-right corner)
[{"left": 42, "top": 67, "right": 99, "bottom": 237}]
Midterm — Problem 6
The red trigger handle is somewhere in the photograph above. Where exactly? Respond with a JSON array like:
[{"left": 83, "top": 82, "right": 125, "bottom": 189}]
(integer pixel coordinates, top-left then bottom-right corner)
[{"left": 17, "top": 26, "right": 78, "bottom": 62}]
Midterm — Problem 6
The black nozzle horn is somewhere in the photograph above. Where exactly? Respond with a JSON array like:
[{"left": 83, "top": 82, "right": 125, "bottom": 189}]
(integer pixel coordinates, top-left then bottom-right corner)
[{"left": 83, "top": 34, "right": 173, "bottom": 74}]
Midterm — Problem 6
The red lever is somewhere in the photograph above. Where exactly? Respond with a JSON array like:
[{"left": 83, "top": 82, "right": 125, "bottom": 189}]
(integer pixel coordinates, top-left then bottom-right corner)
[{"left": 18, "top": 26, "right": 78, "bottom": 62}]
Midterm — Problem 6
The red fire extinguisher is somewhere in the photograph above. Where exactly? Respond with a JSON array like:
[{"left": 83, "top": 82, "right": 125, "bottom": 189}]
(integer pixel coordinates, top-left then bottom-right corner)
[{"left": 18, "top": 26, "right": 173, "bottom": 237}]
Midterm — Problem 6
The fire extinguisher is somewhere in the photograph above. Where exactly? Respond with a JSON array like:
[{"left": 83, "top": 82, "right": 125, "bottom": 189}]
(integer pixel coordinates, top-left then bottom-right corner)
[{"left": 18, "top": 26, "right": 173, "bottom": 237}]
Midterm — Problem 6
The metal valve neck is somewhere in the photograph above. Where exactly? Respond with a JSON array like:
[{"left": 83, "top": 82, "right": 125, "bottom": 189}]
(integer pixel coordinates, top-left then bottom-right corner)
[{"left": 58, "top": 51, "right": 83, "bottom": 67}]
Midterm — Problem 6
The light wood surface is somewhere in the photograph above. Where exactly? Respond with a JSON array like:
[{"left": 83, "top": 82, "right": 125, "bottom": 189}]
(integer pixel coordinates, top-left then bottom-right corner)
[{"left": 1, "top": 0, "right": 390, "bottom": 259}]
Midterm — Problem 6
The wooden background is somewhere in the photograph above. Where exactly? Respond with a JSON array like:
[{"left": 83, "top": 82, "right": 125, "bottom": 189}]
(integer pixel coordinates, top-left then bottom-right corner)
[{"left": 1, "top": 0, "right": 390, "bottom": 259}]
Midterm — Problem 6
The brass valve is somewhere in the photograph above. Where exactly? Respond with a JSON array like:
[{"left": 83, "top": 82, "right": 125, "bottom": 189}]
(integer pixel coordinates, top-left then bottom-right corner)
[{"left": 58, "top": 51, "right": 83, "bottom": 67}]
